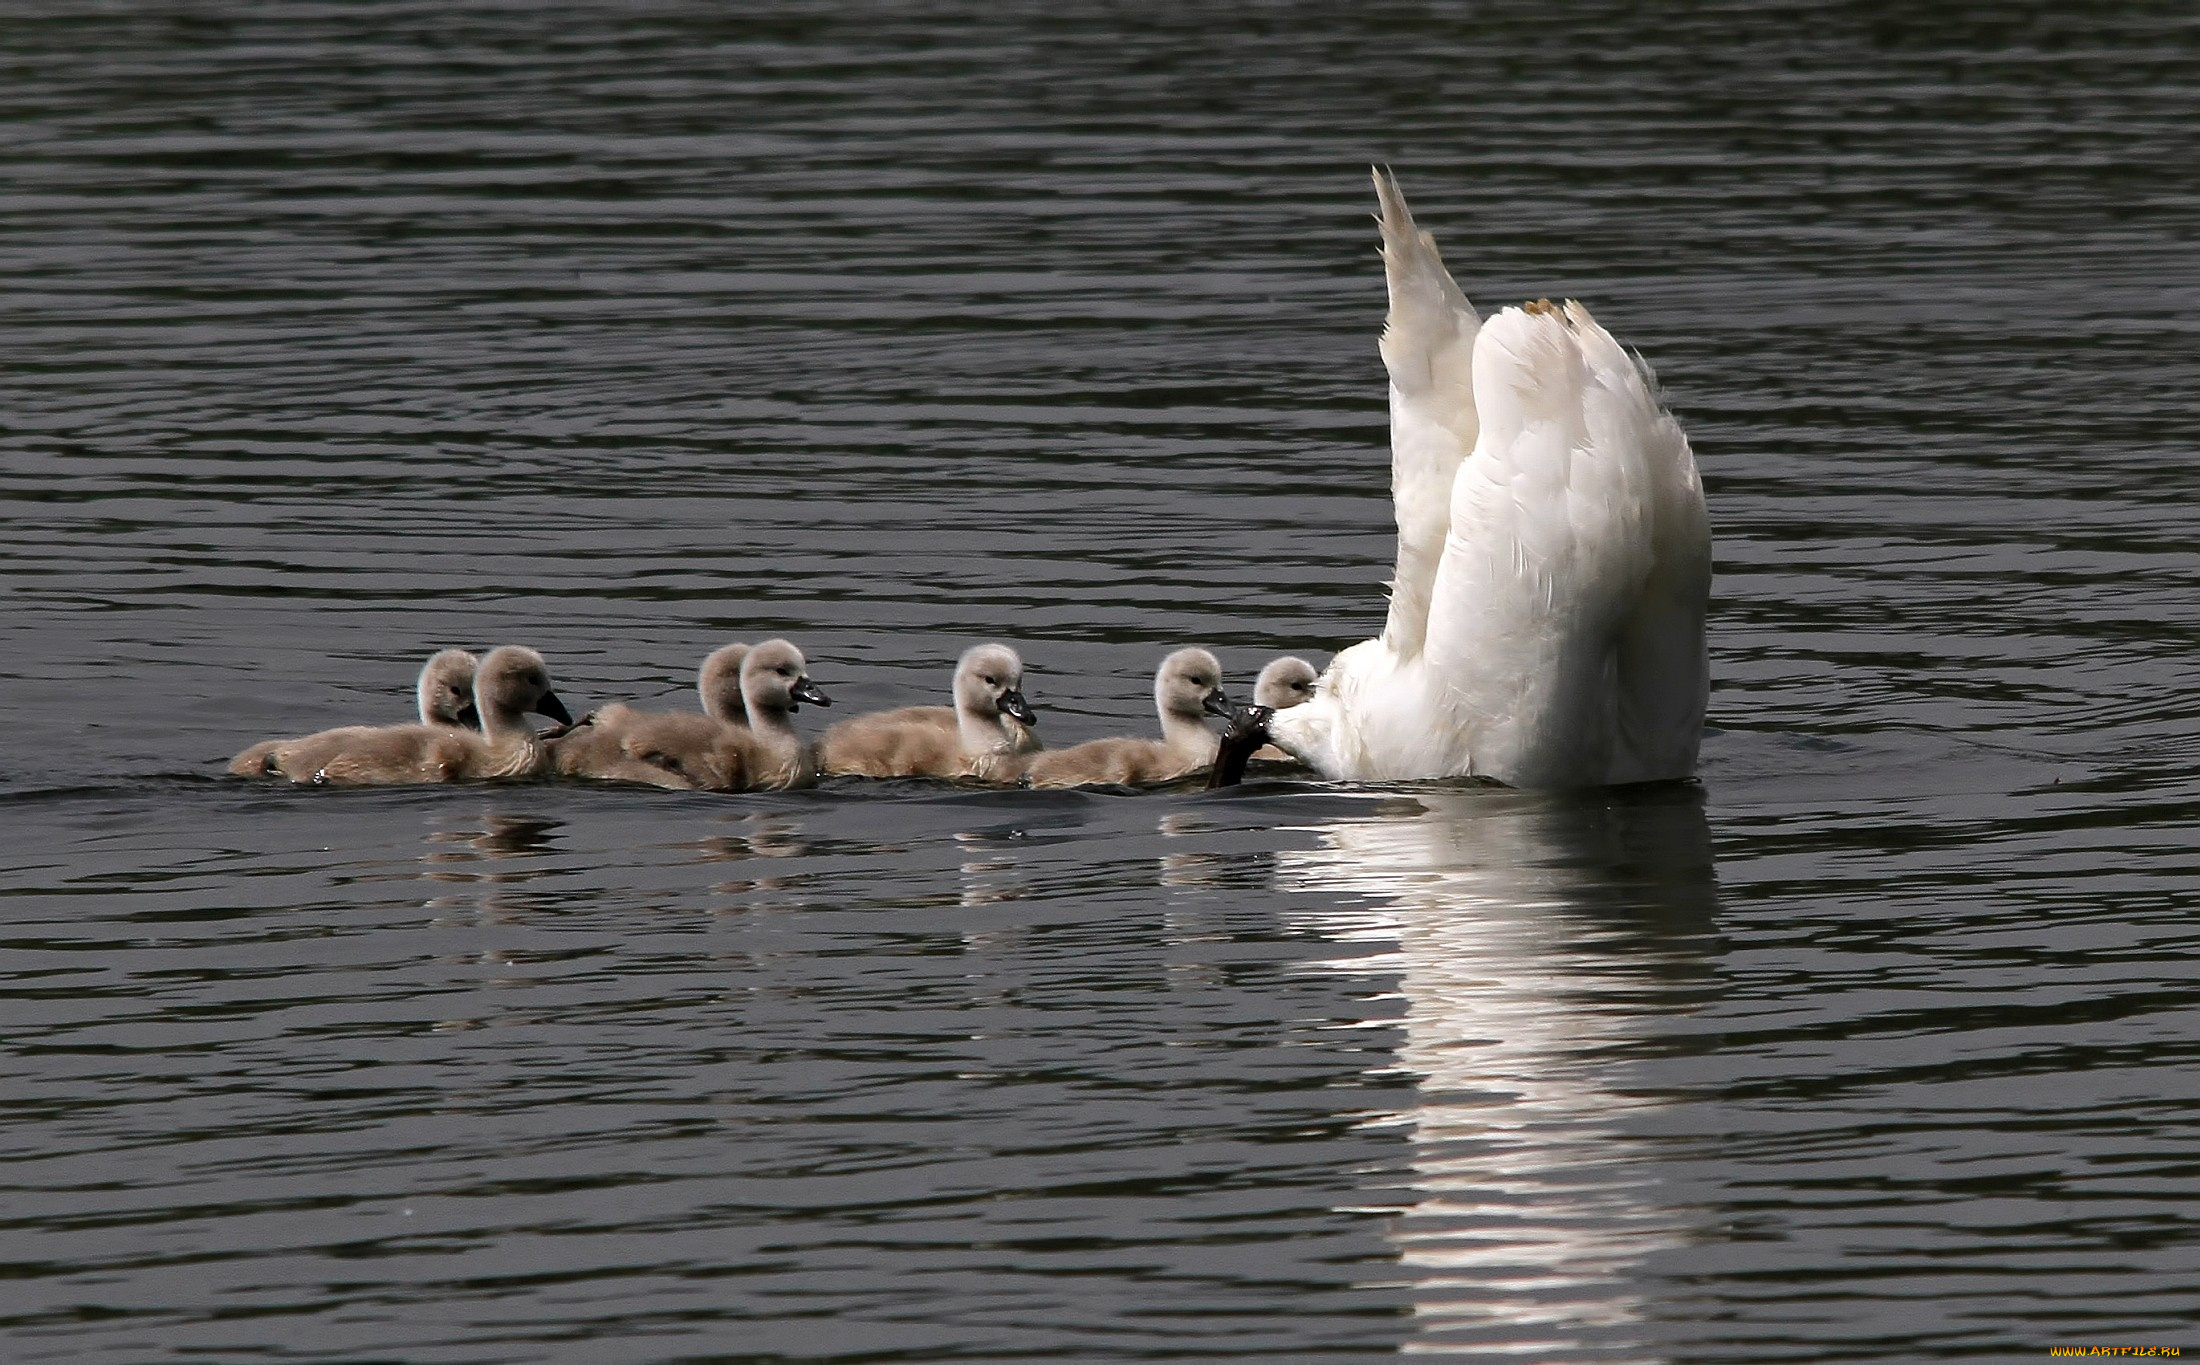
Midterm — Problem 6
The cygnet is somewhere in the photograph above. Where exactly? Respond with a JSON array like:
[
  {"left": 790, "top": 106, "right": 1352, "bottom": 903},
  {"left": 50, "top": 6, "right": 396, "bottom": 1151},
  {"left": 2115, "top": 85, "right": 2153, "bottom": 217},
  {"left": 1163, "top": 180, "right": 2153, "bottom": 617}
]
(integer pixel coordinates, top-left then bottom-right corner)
[
  {"left": 552, "top": 642, "right": 750, "bottom": 787},
  {"left": 613, "top": 638, "right": 829, "bottom": 791},
  {"left": 309, "top": 645, "right": 572, "bottom": 785},
  {"left": 818, "top": 642, "right": 1038, "bottom": 782},
  {"left": 228, "top": 648, "right": 480, "bottom": 780},
  {"left": 1014, "top": 648, "right": 1230, "bottom": 789},
  {"left": 1250, "top": 654, "right": 1318, "bottom": 763}
]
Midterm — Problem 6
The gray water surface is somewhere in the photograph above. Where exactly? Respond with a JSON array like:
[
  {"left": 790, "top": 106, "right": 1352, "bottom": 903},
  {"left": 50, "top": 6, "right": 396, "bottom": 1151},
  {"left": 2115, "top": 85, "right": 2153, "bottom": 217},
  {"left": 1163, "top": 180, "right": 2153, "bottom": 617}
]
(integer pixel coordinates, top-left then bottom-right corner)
[{"left": 5, "top": 4, "right": 2199, "bottom": 1360}]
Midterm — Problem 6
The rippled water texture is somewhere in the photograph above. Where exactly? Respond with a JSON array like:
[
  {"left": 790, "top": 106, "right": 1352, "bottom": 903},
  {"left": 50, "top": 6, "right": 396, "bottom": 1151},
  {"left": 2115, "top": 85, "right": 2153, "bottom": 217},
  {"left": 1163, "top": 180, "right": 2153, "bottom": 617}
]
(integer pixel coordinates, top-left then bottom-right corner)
[{"left": 4, "top": 3, "right": 2199, "bottom": 1360}]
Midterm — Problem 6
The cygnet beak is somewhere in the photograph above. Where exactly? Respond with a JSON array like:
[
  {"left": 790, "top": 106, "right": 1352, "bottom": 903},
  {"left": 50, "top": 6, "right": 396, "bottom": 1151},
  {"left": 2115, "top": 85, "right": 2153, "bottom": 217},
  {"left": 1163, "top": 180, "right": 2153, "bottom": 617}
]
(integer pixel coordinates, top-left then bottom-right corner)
[
  {"left": 998, "top": 688, "right": 1038, "bottom": 726},
  {"left": 455, "top": 702, "right": 483, "bottom": 730},
  {"left": 534, "top": 690, "right": 575, "bottom": 727},
  {"left": 791, "top": 678, "right": 831, "bottom": 708},
  {"left": 1201, "top": 686, "right": 1236, "bottom": 719}
]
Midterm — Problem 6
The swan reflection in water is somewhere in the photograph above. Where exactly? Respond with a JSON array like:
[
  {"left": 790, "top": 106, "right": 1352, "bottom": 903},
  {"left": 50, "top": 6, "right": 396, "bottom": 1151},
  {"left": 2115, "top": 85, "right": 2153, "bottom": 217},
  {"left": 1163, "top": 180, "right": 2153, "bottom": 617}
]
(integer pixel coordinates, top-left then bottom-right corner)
[{"left": 1277, "top": 784, "right": 1718, "bottom": 1359}]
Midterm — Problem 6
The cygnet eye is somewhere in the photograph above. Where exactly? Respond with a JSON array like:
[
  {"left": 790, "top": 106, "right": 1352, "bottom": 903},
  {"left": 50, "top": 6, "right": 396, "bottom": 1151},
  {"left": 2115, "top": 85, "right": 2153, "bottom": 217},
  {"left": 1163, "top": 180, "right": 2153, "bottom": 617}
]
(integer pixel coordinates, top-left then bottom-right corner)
[{"left": 982, "top": 675, "right": 997, "bottom": 686}]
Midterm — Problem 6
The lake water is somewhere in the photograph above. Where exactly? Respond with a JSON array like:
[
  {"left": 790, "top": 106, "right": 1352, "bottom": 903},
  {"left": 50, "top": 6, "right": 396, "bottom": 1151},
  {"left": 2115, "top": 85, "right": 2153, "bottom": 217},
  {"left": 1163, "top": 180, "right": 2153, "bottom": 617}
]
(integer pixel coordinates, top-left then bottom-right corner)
[{"left": 5, "top": 3, "right": 2199, "bottom": 1360}]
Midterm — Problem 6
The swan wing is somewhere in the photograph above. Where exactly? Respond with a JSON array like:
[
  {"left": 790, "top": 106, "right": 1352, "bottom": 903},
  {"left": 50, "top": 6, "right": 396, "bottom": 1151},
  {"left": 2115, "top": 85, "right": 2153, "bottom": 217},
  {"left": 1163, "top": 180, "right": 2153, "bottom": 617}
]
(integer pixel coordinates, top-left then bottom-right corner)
[
  {"left": 1373, "top": 169, "right": 1481, "bottom": 661},
  {"left": 1422, "top": 302, "right": 1708, "bottom": 786},
  {"left": 1562, "top": 302, "right": 1710, "bottom": 781}
]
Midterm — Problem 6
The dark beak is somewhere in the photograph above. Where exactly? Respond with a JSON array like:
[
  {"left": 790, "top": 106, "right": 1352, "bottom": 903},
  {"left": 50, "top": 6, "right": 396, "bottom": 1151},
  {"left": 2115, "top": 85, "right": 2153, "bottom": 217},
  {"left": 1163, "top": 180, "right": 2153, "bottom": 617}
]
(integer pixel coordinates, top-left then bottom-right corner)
[
  {"left": 534, "top": 690, "right": 575, "bottom": 727},
  {"left": 1201, "top": 686, "right": 1236, "bottom": 719},
  {"left": 1206, "top": 704, "right": 1274, "bottom": 790},
  {"left": 998, "top": 688, "right": 1038, "bottom": 725},
  {"left": 791, "top": 678, "right": 831, "bottom": 709},
  {"left": 455, "top": 702, "right": 483, "bottom": 730}
]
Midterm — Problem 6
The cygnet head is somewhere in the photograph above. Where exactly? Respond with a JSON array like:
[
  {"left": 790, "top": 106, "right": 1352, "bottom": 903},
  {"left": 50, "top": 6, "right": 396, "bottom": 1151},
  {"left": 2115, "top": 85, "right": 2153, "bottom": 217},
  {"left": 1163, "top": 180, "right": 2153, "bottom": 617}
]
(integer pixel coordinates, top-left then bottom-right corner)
[
  {"left": 698, "top": 642, "right": 750, "bottom": 724},
  {"left": 416, "top": 648, "right": 481, "bottom": 728},
  {"left": 1156, "top": 647, "right": 1232, "bottom": 721},
  {"left": 1253, "top": 655, "right": 1318, "bottom": 711},
  {"left": 472, "top": 645, "right": 573, "bottom": 734},
  {"left": 954, "top": 643, "right": 1037, "bottom": 726},
  {"left": 742, "top": 638, "right": 830, "bottom": 720}
]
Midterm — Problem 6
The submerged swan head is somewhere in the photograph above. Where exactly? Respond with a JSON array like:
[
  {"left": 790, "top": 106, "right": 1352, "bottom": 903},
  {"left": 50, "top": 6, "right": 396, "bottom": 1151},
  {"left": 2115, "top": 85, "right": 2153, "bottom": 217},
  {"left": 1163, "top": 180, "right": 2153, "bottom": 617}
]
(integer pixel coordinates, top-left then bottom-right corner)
[
  {"left": 954, "top": 643, "right": 1037, "bottom": 728},
  {"left": 743, "top": 639, "right": 830, "bottom": 723},
  {"left": 1253, "top": 655, "right": 1318, "bottom": 711},
  {"left": 698, "top": 642, "right": 751, "bottom": 725},
  {"left": 473, "top": 645, "right": 573, "bottom": 737}
]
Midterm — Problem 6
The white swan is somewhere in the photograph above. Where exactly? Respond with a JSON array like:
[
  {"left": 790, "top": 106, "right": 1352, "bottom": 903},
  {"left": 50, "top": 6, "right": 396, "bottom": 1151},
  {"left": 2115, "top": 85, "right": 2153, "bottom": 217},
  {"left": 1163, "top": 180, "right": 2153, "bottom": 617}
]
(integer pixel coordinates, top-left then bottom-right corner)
[{"left": 1261, "top": 171, "right": 1710, "bottom": 788}]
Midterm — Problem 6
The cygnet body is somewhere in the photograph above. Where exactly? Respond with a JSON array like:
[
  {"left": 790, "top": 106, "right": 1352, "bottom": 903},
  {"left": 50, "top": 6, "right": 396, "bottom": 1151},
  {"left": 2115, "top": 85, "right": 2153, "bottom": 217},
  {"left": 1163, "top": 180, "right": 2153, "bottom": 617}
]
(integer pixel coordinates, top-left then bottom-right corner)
[
  {"left": 819, "top": 642, "right": 1038, "bottom": 782},
  {"left": 229, "top": 648, "right": 480, "bottom": 780},
  {"left": 1014, "top": 648, "right": 1230, "bottom": 789},
  {"left": 310, "top": 645, "right": 572, "bottom": 785},
  {"left": 615, "top": 639, "right": 828, "bottom": 791},
  {"left": 553, "top": 642, "right": 751, "bottom": 788}
]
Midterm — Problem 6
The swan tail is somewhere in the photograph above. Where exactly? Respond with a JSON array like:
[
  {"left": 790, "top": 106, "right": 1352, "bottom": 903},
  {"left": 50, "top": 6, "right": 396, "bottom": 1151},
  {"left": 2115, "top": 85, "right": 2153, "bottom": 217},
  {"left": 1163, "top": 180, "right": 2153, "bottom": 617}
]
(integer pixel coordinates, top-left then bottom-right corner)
[{"left": 1373, "top": 168, "right": 1482, "bottom": 661}]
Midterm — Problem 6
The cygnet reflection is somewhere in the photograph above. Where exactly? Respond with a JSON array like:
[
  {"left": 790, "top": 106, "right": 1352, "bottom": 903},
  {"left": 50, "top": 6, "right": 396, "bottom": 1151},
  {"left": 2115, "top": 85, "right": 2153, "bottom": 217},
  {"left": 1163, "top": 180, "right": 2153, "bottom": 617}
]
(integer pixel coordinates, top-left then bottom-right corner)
[{"left": 418, "top": 811, "right": 570, "bottom": 940}]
